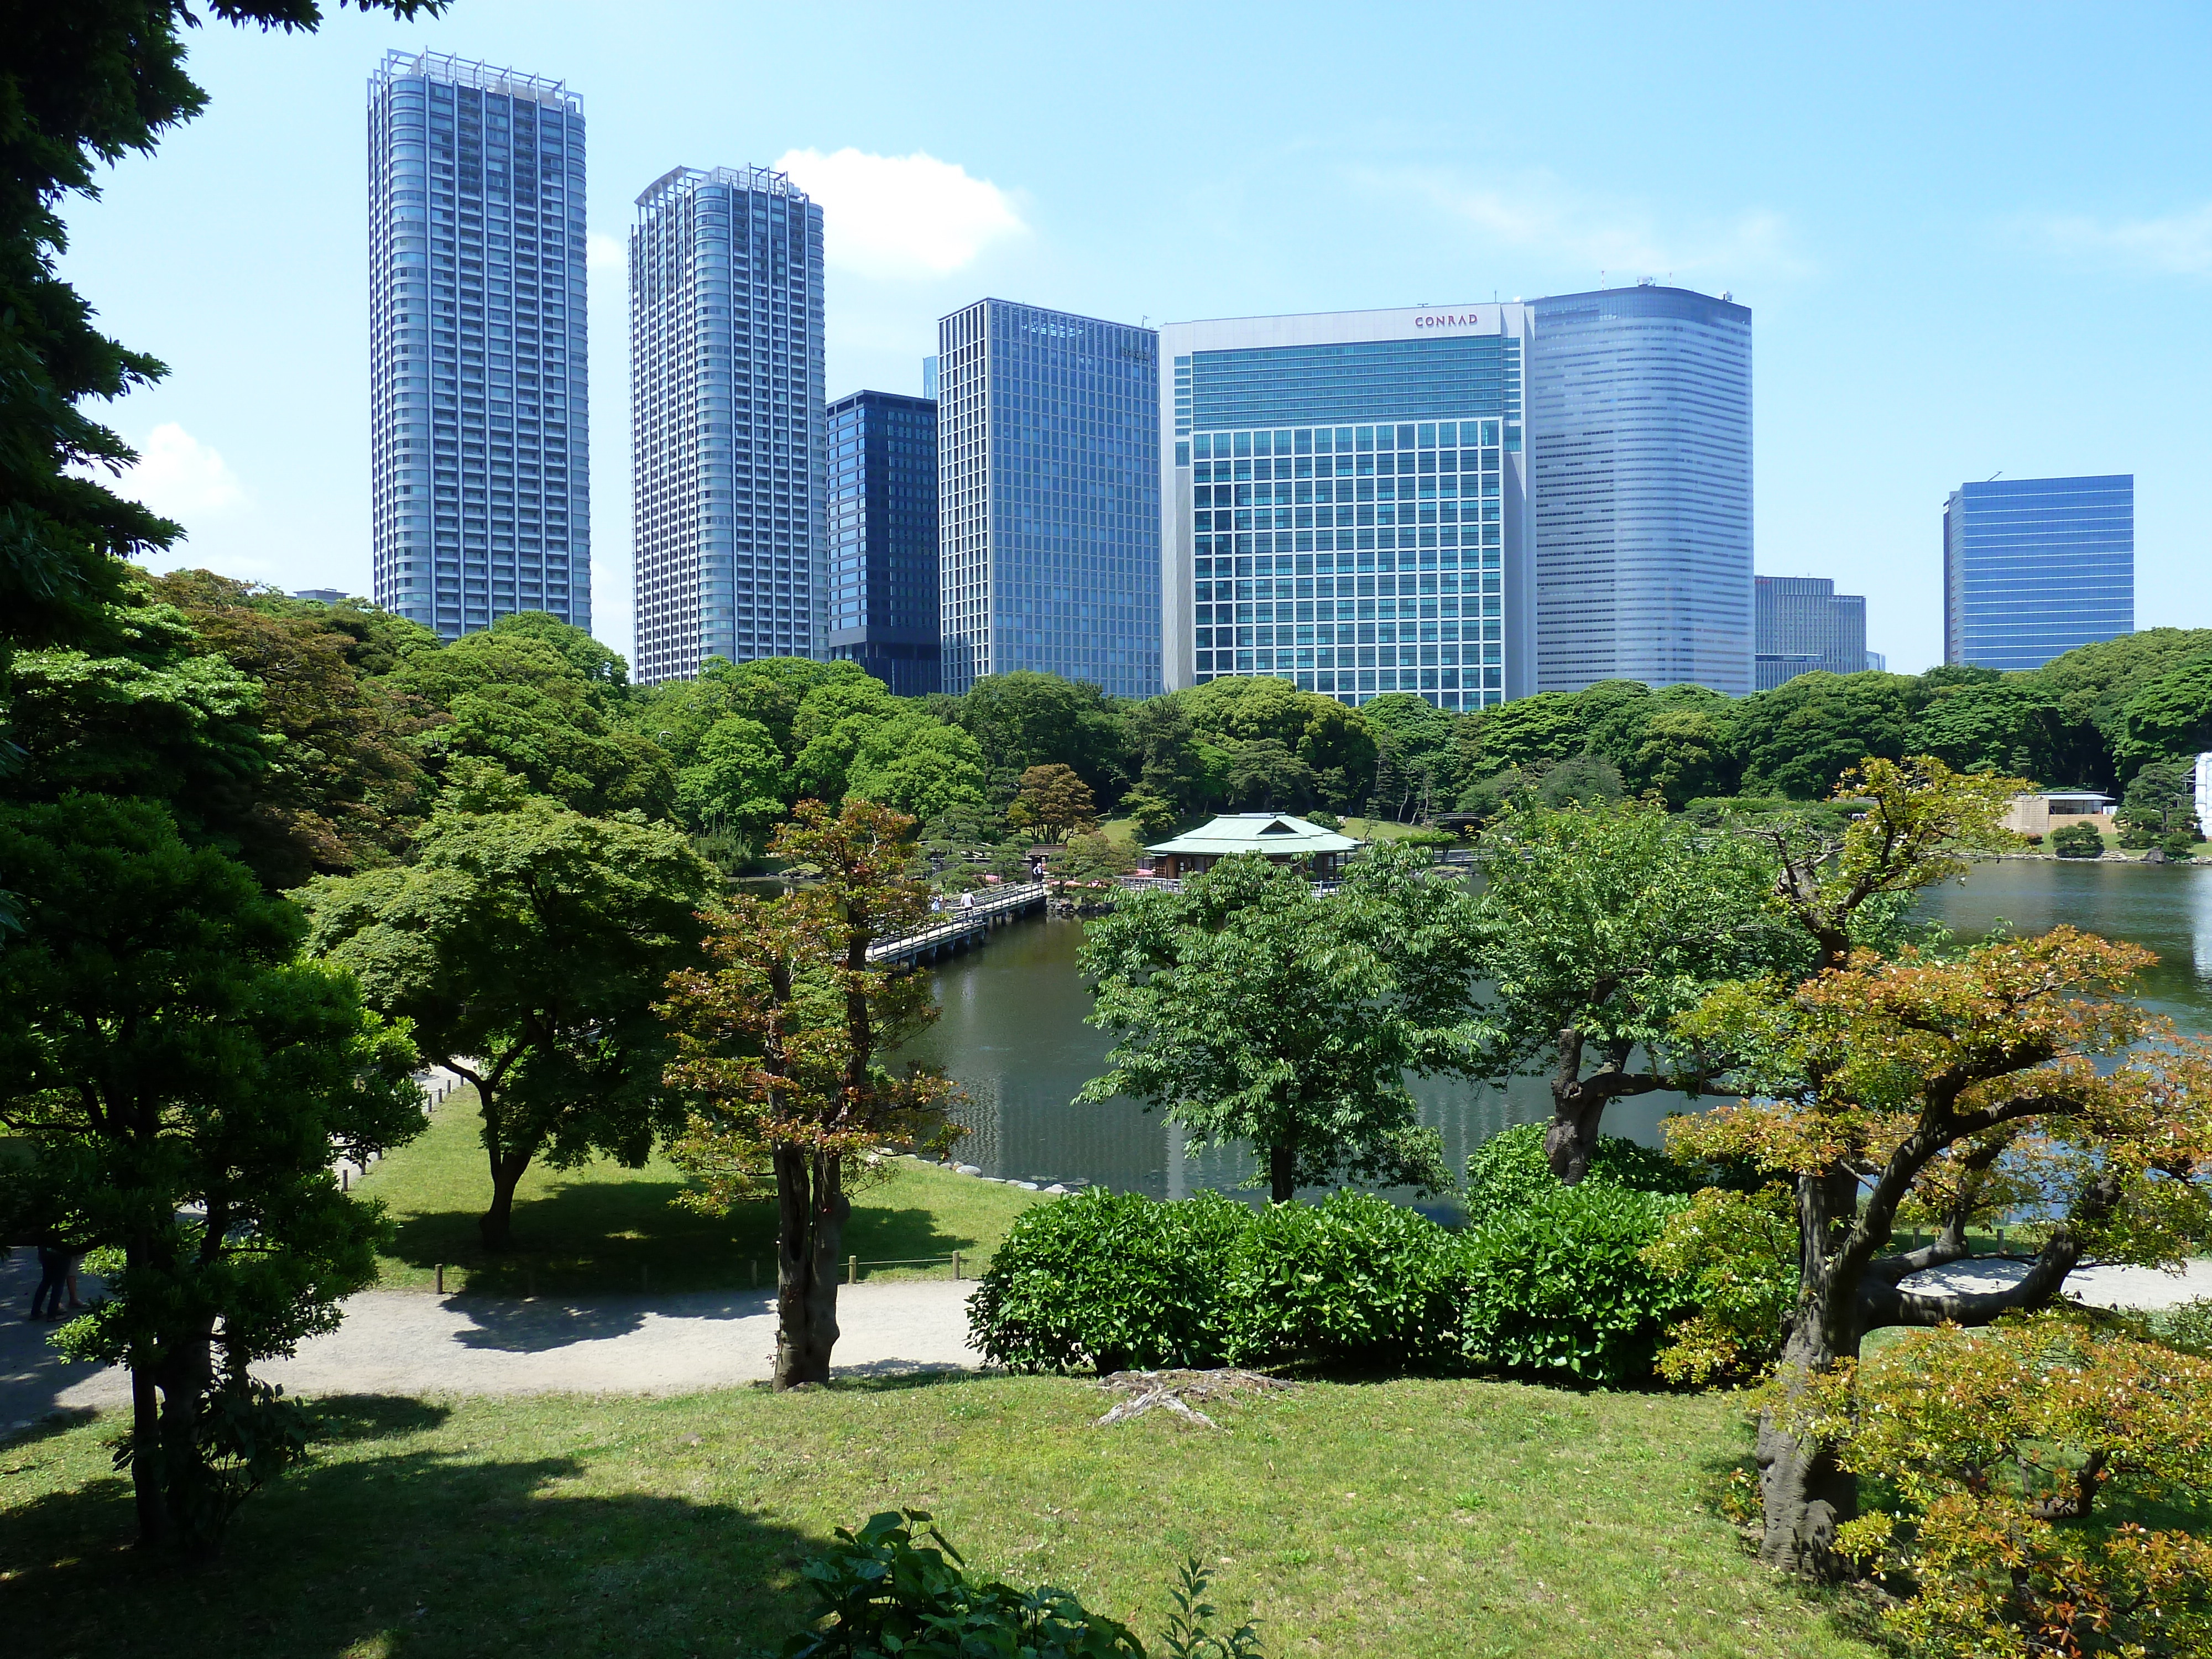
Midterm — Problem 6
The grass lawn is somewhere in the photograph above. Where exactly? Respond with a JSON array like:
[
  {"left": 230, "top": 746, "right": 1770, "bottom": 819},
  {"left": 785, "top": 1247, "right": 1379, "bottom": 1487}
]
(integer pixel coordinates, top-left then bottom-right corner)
[
  {"left": 353, "top": 1091, "right": 1044, "bottom": 1297},
  {"left": 1, "top": 1374, "right": 1876, "bottom": 1659}
]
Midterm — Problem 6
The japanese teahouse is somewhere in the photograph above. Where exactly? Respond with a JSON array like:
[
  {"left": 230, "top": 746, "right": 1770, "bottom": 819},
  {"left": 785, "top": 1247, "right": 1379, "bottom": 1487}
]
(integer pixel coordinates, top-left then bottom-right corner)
[{"left": 1141, "top": 813, "right": 1365, "bottom": 880}]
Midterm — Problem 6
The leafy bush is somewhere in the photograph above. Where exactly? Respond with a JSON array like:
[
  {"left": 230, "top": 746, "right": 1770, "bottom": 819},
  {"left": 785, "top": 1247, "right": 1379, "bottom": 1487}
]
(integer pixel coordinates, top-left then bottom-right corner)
[
  {"left": 967, "top": 1187, "right": 1249, "bottom": 1372},
  {"left": 1459, "top": 1184, "right": 1697, "bottom": 1384},
  {"left": 1222, "top": 1190, "right": 1463, "bottom": 1370},
  {"left": 2050, "top": 820, "right": 2105, "bottom": 858},
  {"left": 1640, "top": 1185, "right": 1799, "bottom": 1384},
  {"left": 2159, "top": 1297, "right": 2212, "bottom": 1357},
  {"left": 1462, "top": 1121, "right": 1727, "bottom": 1225},
  {"left": 2160, "top": 828, "right": 2198, "bottom": 860},
  {"left": 775, "top": 1509, "right": 1145, "bottom": 1657}
]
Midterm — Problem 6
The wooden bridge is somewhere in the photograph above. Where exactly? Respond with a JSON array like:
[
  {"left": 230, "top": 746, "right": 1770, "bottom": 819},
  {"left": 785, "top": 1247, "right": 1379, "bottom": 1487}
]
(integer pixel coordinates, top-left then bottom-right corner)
[{"left": 867, "top": 882, "right": 1051, "bottom": 966}]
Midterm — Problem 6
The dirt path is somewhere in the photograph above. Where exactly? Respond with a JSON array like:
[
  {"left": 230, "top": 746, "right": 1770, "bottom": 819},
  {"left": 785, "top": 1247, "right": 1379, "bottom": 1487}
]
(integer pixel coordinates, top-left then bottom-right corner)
[{"left": 2, "top": 1251, "right": 983, "bottom": 1433}]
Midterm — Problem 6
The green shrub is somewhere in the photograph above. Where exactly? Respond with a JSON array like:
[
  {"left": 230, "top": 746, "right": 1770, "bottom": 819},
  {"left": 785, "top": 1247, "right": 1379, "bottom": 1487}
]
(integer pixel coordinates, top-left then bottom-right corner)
[
  {"left": 2160, "top": 829, "right": 2198, "bottom": 860},
  {"left": 2161, "top": 1297, "right": 2212, "bottom": 1357},
  {"left": 1222, "top": 1190, "right": 1463, "bottom": 1370},
  {"left": 967, "top": 1187, "right": 1250, "bottom": 1373},
  {"left": 1462, "top": 1121, "right": 1727, "bottom": 1225},
  {"left": 2050, "top": 821, "right": 2105, "bottom": 858},
  {"left": 1459, "top": 1184, "right": 1697, "bottom": 1385}
]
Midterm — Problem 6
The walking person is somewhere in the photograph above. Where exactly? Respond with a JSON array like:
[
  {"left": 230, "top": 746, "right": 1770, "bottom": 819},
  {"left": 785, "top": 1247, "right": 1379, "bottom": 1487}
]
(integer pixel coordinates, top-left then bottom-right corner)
[
  {"left": 63, "top": 1250, "right": 88, "bottom": 1311},
  {"left": 27, "top": 1241, "right": 67, "bottom": 1322}
]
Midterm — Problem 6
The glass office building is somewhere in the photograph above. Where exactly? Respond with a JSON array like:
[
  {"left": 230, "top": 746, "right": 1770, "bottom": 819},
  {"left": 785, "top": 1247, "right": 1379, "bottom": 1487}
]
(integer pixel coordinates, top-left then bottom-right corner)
[
  {"left": 368, "top": 51, "right": 589, "bottom": 638},
  {"left": 936, "top": 299, "right": 1159, "bottom": 697},
  {"left": 827, "top": 390, "right": 941, "bottom": 696},
  {"left": 1159, "top": 305, "right": 1533, "bottom": 710},
  {"left": 1943, "top": 476, "right": 2133, "bottom": 670},
  {"left": 1527, "top": 286, "right": 1752, "bottom": 696},
  {"left": 630, "top": 165, "right": 825, "bottom": 687},
  {"left": 1755, "top": 575, "right": 1867, "bottom": 691}
]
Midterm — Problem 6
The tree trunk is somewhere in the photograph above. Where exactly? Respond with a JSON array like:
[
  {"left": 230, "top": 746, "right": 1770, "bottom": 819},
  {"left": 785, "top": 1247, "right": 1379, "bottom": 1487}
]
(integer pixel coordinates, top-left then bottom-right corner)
[
  {"left": 129, "top": 1349, "right": 166, "bottom": 1551},
  {"left": 475, "top": 1083, "right": 538, "bottom": 1252},
  {"left": 1544, "top": 1027, "right": 1602, "bottom": 1183},
  {"left": 1756, "top": 1166, "right": 1864, "bottom": 1577},
  {"left": 774, "top": 1145, "right": 848, "bottom": 1389},
  {"left": 1268, "top": 1142, "right": 1296, "bottom": 1204}
]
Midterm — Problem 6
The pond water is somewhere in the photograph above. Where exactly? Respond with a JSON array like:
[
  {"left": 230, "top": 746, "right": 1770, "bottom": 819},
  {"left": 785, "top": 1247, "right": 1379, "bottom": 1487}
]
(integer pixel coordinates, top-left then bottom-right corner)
[{"left": 899, "top": 859, "right": 2212, "bottom": 1201}]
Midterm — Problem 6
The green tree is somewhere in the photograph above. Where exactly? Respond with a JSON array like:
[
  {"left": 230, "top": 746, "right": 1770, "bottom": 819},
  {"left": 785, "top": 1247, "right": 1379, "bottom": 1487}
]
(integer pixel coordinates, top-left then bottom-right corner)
[
  {"left": 1449, "top": 689, "right": 1592, "bottom": 781},
  {"left": 1734, "top": 671, "right": 1921, "bottom": 799},
  {"left": 1077, "top": 847, "right": 1475, "bottom": 1202},
  {"left": 1623, "top": 695, "right": 1739, "bottom": 807},
  {"left": 1533, "top": 753, "right": 1624, "bottom": 808},
  {"left": 1360, "top": 692, "right": 1457, "bottom": 822},
  {"left": 2113, "top": 653, "right": 2212, "bottom": 776},
  {"left": 674, "top": 713, "right": 785, "bottom": 838},
  {"left": 1912, "top": 672, "right": 2086, "bottom": 786},
  {"left": 0, "top": 0, "right": 441, "bottom": 684},
  {"left": 660, "top": 801, "right": 958, "bottom": 1387},
  {"left": 845, "top": 712, "right": 988, "bottom": 823},
  {"left": 1121, "top": 695, "right": 1210, "bottom": 815},
  {"left": 2035, "top": 627, "right": 2212, "bottom": 779},
  {"left": 304, "top": 800, "right": 716, "bottom": 1249},
  {"left": 951, "top": 670, "right": 1127, "bottom": 801},
  {"left": 0, "top": 795, "right": 423, "bottom": 1553},
  {"left": 1469, "top": 801, "right": 1801, "bottom": 1181},
  {"left": 1117, "top": 785, "right": 1179, "bottom": 845},
  {"left": 1007, "top": 762, "right": 1098, "bottom": 843},
  {"left": 2049, "top": 820, "right": 2105, "bottom": 858},
  {"left": 1175, "top": 676, "right": 1378, "bottom": 809}
]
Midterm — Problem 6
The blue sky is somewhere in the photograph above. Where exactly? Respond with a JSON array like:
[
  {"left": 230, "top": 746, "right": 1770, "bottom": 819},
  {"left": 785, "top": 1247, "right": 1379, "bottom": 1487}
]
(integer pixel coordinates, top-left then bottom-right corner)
[{"left": 61, "top": 0, "right": 2212, "bottom": 674}]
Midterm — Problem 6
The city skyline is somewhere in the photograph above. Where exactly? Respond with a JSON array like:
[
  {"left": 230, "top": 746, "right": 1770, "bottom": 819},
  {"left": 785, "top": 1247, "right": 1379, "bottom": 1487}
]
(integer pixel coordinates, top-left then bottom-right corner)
[{"left": 60, "top": 3, "right": 2212, "bottom": 676}]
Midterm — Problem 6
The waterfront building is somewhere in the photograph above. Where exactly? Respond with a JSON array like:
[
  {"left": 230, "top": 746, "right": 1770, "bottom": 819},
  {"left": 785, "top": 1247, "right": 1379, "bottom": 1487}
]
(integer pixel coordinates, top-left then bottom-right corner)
[
  {"left": 630, "top": 165, "right": 825, "bottom": 687},
  {"left": 368, "top": 50, "right": 590, "bottom": 639},
  {"left": 1140, "top": 813, "right": 1361, "bottom": 880},
  {"left": 1943, "top": 475, "right": 2134, "bottom": 670},
  {"left": 827, "top": 390, "right": 941, "bottom": 695},
  {"left": 1754, "top": 575, "right": 1868, "bottom": 691},
  {"left": 1527, "top": 285, "right": 1753, "bottom": 696},
  {"left": 1159, "top": 304, "right": 1533, "bottom": 711},
  {"left": 936, "top": 299, "right": 1159, "bottom": 697}
]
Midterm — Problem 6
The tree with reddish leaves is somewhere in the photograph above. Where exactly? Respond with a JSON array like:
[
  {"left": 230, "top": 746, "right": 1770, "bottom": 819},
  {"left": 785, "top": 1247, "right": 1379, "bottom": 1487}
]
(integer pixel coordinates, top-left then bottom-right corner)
[{"left": 661, "top": 800, "right": 959, "bottom": 1388}]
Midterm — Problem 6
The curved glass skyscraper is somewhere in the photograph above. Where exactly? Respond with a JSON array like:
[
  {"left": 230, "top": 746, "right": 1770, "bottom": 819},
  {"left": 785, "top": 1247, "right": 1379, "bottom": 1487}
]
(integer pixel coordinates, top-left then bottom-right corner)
[{"left": 1527, "top": 286, "right": 1752, "bottom": 695}]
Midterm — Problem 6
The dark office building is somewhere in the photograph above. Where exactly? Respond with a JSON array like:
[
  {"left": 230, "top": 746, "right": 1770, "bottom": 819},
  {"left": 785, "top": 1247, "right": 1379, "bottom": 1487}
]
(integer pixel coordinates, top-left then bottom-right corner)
[
  {"left": 827, "top": 390, "right": 941, "bottom": 695},
  {"left": 1755, "top": 575, "right": 1868, "bottom": 691}
]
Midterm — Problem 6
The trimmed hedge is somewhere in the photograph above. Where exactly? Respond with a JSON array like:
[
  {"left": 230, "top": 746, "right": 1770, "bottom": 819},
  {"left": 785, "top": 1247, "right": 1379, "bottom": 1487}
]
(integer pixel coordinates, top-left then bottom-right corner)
[
  {"left": 1458, "top": 1185, "right": 1697, "bottom": 1385},
  {"left": 1222, "top": 1191, "right": 1464, "bottom": 1370}
]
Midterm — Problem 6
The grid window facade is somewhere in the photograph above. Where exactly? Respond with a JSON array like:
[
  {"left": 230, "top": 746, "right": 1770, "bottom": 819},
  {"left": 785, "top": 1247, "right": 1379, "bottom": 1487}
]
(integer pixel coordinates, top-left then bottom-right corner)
[
  {"left": 1943, "top": 476, "right": 2134, "bottom": 671},
  {"left": 936, "top": 299, "right": 1160, "bottom": 698},
  {"left": 630, "top": 165, "right": 825, "bottom": 687},
  {"left": 1528, "top": 286, "right": 1752, "bottom": 696},
  {"left": 827, "top": 390, "right": 941, "bottom": 696},
  {"left": 368, "top": 51, "right": 589, "bottom": 639},
  {"left": 1183, "top": 420, "right": 1510, "bottom": 712},
  {"left": 1754, "top": 575, "right": 1868, "bottom": 691}
]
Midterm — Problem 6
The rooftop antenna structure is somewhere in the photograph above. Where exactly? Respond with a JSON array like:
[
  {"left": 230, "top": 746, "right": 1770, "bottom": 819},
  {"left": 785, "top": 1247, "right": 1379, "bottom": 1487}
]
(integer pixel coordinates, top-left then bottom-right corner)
[{"left": 1987, "top": 470, "right": 2003, "bottom": 482}]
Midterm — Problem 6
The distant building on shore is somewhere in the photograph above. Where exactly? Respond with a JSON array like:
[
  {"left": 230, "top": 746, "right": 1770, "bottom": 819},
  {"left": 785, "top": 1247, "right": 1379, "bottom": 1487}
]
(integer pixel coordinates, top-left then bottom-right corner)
[
  {"left": 1755, "top": 575, "right": 1868, "bottom": 691},
  {"left": 1944, "top": 475, "right": 2133, "bottom": 670}
]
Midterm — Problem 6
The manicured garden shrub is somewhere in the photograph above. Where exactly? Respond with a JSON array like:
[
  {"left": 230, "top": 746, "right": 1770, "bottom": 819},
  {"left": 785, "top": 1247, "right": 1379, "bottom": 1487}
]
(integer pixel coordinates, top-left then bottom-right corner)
[
  {"left": 1462, "top": 1120, "right": 1730, "bottom": 1225},
  {"left": 1222, "top": 1190, "right": 1464, "bottom": 1370},
  {"left": 967, "top": 1187, "right": 1250, "bottom": 1372},
  {"left": 2050, "top": 821, "right": 2104, "bottom": 858},
  {"left": 1458, "top": 1183, "right": 1698, "bottom": 1385}
]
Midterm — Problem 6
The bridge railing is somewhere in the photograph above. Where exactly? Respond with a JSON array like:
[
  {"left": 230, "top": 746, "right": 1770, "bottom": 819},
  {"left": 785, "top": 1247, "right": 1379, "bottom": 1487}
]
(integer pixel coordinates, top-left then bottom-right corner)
[{"left": 867, "top": 882, "right": 1048, "bottom": 957}]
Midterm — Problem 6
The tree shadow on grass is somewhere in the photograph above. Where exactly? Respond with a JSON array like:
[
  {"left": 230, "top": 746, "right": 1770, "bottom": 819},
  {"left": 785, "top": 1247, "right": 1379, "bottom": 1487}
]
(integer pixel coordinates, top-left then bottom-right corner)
[{"left": 1, "top": 1428, "right": 828, "bottom": 1659}]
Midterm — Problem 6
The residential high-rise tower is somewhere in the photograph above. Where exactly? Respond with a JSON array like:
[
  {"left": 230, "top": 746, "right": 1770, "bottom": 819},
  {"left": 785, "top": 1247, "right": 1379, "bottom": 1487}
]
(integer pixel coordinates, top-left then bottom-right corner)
[
  {"left": 368, "top": 50, "right": 590, "bottom": 638},
  {"left": 936, "top": 299, "right": 1159, "bottom": 697},
  {"left": 827, "top": 390, "right": 941, "bottom": 696},
  {"left": 1158, "top": 304, "right": 1534, "bottom": 710},
  {"left": 1943, "top": 476, "right": 2134, "bottom": 670},
  {"left": 1754, "top": 575, "right": 1868, "bottom": 691},
  {"left": 1527, "top": 285, "right": 1752, "bottom": 696},
  {"left": 630, "top": 165, "right": 825, "bottom": 687}
]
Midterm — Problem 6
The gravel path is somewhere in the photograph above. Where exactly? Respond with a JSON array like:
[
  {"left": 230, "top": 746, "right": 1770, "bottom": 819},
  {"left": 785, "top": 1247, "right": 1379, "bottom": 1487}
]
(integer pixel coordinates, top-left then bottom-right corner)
[
  {"left": 2, "top": 1250, "right": 984, "bottom": 1434},
  {"left": 1903, "top": 1256, "right": 2212, "bottom": 1311}
]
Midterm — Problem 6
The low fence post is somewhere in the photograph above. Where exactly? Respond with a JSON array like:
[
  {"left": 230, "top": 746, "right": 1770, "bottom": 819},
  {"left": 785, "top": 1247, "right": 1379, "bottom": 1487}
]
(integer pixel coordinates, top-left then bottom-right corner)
[
  {"left": 435, "top": 1263, "right": 445, "bottom": 1294},
  {"left": 951, "top": 1250, "right": 961, "bottom": 1282},
  {"left": 847, "top": 1254, "right": 857, "bottom": 1286}
]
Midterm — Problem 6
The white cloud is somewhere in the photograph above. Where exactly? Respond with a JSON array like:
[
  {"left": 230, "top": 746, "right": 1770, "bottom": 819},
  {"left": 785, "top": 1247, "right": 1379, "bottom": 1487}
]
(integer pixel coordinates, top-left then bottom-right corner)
[
  {"left": 120, "top": 422, "right": 247, "bottom": 521},
  {"left": 587, "top": 231, "right": 625, "bottom": 272},
  {"left": 2043, "top": 204, "right": 2212, "bottom": 275},
  {"left": 1352, "top": 167, "right": 1809, "bottom": 284},
  {"left": 773, "top": 148, "right": 1025, "bottom": 280}
]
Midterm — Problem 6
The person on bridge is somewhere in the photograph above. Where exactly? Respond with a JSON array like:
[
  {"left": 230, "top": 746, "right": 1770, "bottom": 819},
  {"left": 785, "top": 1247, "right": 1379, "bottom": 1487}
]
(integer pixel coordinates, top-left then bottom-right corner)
[{"left": 961, "top": 890, "right": 976, "bottom": 911}]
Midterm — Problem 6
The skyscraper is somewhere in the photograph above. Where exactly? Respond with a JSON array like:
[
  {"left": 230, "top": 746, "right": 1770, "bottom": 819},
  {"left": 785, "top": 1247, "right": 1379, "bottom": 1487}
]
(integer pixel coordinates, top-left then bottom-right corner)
[
  {"left": 936, "top": 299, "right": 1159, "bottom": 697},
  {"left": 367, "top": 50, "right": 589, "bottom": 638},
  {"left": 1527, "top": 285, "right": 1753, "bottom": 696},
  {"left": 1943, "top": 476, "right": 2134, "bottom": 670},
  {"left": 1158, "top": 304, "right": 1533, "bottom": 711},
  {"left": 1755, "top": 575, "right": 1869, "bottom": 691},
  {"left": 630, "top": 165, "right": 825, "bottom": 687},
  {"left": 827, "top": 390, "right": 941, "bottom": 696}
]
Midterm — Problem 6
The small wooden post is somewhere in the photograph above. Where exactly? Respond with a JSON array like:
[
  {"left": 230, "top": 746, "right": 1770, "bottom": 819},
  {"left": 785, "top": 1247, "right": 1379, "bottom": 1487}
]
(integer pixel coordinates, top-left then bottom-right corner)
[
  {"left": 847, "top": 1254, "right": 857, "bottom": 1286},
  {"left": 951, "top": 1251, "right": 962, "bottom": 1282},
  {"left": 435, "top": 1263, "right": 446, "bottom": 1294},
  {"left": 341, "top": 1167, "right": 349, "bottom": 1192}
]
